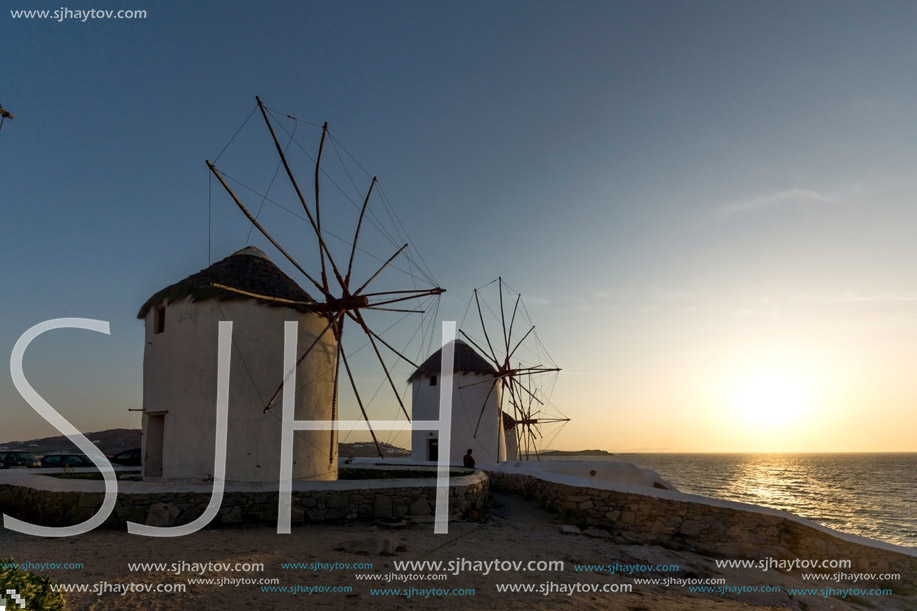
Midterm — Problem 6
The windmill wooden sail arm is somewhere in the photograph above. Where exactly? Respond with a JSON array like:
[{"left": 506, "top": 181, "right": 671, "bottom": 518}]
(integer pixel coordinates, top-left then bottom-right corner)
[
  {"left": 458, "top": 277, "right": 570, "bottom": 460},
  {"left": 203, "top": 97, "right": 446, "bottom": 461}
]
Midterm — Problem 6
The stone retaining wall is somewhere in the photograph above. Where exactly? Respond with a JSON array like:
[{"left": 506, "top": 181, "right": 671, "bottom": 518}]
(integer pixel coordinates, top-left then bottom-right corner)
[
  {"left": 487, "top": 471, "right": 917, "bottom": 590},
  {"left": 0, "top": 473, "right": 488, "bottom": 529}
]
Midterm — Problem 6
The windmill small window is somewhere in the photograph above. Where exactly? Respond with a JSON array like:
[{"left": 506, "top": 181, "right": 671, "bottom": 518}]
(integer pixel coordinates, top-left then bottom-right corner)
[
  {"left": 153, "top": 306, "right": 166, "bottom": 334},
  {"left": 430, "top": 375, "right": 437, "bottom": 387}
]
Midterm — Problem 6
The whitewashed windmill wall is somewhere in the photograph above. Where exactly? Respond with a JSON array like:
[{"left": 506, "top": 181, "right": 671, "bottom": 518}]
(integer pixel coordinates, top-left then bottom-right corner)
[
  {"left": 137, "top": 247, "right": 338, "bottom": 482},
  {"left": 409, "top": 340, "right": 507, "bottom": 466}
]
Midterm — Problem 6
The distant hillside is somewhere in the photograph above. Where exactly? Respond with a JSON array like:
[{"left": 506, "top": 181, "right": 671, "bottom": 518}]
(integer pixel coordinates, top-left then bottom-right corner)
[
  {"left": 339, "top": 441, "right": 410, "bottom": 458},
  {"left": 0, "top": 429, "right": 410, "bottom": 458},
  {"left": 0, "top": 428, "right": 141, "bottom": 455},
  {"left": 539, "top": 449, "right": 614, "bottom": 457}
]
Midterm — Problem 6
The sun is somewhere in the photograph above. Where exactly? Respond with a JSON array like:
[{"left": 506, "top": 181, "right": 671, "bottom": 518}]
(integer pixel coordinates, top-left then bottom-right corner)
[{"left": 734, "top": 372, "right": 811, "bottom": 426}]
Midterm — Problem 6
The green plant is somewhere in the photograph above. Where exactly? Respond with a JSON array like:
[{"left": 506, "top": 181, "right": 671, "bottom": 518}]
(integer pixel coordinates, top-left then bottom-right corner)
[{"left": 0, "top": 557, "right": 66, "bottom": 610}]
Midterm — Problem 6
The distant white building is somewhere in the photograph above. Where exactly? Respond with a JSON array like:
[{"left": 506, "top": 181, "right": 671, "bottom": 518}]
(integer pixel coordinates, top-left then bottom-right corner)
[
  {"left": 502, "top": 411, "right": 518, "bottom": 463},
  {"left": 137, "top": 247, "right": 338, "bottom": 482},
  {"left": 409, "top": 340, "right": 508, "bottom": 466}
]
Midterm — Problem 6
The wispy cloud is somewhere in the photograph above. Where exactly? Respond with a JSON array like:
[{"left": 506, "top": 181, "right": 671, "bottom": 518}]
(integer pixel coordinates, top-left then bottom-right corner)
[
  {"left": 830, "top": 292, "right": 917, "bottom": 305},
  {"left": 719, "top": 188, "right": 833, "bottom": 216}
]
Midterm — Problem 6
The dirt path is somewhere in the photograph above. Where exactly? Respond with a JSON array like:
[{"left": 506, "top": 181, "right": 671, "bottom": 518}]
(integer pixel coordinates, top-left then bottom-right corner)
[{"left": 1, "top": 491, "right": 912, "bottom": 610}]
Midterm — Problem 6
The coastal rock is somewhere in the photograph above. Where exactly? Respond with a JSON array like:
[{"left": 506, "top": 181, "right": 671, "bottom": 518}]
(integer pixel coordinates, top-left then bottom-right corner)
[
  {"left": 726, "top": 524, "right": 749, "bottom": 541},
  {"left": 222, "top": 505, "right": 243, "bottom": 524},
  {"left": 325, "top": 507, "right": 348, "bottom": 520},
  {"left": 328, "top": 495, "right": 349, "bottom": 508},
  {"left": 337, "top": 536, "right": 397, "bottom": 556},
  {"left": 78, "top": 493, "right": 104, "bottom": 509},
  {"left": 380, "top": 537, "right": 396, "bottom": 555},
  {"left": 409, "top": 498, "right": 432, "bottom": 516},
  {"left": 374, "top": 496, "right": 393, "bottom": 518},
  {"left": 145, "top": 502, "right": 180, "bottom": 527},
  {"left": 485, "top": 469, "right": 917, "bottom": 590},
  {"left": 679, "top": 520, "right": 702, "bottom": 535}
]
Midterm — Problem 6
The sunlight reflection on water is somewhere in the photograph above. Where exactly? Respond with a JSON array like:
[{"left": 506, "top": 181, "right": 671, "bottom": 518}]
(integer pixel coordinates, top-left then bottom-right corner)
[{"left": 610, "top": 453, "right": 917, "bottom": 548}]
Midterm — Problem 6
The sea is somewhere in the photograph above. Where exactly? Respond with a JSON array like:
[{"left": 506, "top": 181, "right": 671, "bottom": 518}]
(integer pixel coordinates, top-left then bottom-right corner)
[{"left": 574, "top": 453, "right": 917, "bottom": 550}]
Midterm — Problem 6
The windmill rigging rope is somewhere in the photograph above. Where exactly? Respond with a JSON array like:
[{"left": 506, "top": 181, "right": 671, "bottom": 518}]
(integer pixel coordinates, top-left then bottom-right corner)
[
  {"left": 275, "top": 116, "right": 440, "bottom": 288},
  {"left": 260, "top": 103, "right": 325, "bottom": 129},
  {"left": 375, "top": 182, "right": 439, "bottom": 286},
  {"left": 205, "top": 101, "right": 447, "bottom": 466},
  {"left": 271, "top": 117, "right": 403, "bottom": 252},
  {"left": 218, "top": 104, "right": 440, "bottom": 290},
  {"left": 213, "top": 169, "right": 434, "bottom": 286},
  {"left": 213, "top": 105, "right": 257, "bottom": 164},
  {"left": 246, "top": 122, "right": 296, "bottom": 244},
  {"left": 208, "top": 175, "right": 212, "bottom": 267},
  {"left": 326, "top": 133, "right": 438, "bottom": 287},
  {"left": 215, "top": 104, "right": 428, "bottom": 273}
]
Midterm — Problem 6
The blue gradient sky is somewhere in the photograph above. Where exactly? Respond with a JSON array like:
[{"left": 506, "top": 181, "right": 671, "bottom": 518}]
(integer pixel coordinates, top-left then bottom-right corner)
[{"left": 3, "top": 1, "right": 917, "bottom": 451}]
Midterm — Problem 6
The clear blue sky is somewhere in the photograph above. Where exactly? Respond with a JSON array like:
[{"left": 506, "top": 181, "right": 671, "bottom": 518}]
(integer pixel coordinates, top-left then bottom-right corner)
[{"left": 3, "top": 1, "right": 917, "bottom": 451}]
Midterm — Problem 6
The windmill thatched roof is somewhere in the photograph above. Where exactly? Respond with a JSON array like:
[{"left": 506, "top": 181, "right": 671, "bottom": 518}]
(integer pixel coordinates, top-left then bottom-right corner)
[
  {"left": 408, "top": 340, "right": 497, "bottom": 382},
  {"left": 137, "top": 247, "right": 318, "bottom": 319}
]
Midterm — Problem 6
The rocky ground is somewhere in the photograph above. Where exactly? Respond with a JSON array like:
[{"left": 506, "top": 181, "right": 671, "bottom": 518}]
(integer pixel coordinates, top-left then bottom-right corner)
[{"left": 1, "top": 491, "right": 915, "bottom": 610}]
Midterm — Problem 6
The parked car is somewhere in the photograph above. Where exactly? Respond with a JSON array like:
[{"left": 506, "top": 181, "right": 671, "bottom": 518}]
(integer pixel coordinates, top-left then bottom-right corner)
[
  {"left": 0, "top": 451, "right": 41, "bottom": 468},
  {"left": 40, "top": 453, "right": 95, "bottom": 468},
  {"left": 109, "top": 448, "right": 141, "bottom": 466}
]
